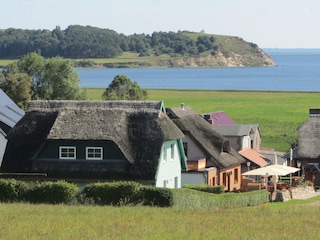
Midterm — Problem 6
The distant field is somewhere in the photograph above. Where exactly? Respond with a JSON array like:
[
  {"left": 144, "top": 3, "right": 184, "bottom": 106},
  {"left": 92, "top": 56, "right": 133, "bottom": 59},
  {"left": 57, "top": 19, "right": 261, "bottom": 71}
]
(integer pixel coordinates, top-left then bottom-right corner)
[{"left": 85, "top": 88, "right": 320, "bottom": 152}]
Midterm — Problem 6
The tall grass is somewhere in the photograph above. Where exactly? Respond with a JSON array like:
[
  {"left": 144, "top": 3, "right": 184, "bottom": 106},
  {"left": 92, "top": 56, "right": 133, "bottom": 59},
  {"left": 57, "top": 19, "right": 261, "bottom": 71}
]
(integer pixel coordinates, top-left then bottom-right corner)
[
  {"left": 85, "top": 88, "right": 320, "bottom": 152},
  {"left": 1, "top": 199, "right": 320, "bottom": 239}
]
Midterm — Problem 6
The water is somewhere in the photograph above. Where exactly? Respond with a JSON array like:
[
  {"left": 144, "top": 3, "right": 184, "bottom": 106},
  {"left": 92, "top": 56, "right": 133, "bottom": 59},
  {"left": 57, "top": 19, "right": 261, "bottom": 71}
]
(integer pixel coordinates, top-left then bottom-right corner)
[{"left": 77, "top": 49, "right": 320, "bottom": 91}]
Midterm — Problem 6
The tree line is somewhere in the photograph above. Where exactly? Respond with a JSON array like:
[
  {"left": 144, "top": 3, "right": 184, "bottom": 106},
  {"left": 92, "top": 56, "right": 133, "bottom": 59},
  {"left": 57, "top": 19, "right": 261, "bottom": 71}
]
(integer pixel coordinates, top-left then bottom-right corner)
[{"left": 0, "top": 25, "right": 217, "bottom": 59}]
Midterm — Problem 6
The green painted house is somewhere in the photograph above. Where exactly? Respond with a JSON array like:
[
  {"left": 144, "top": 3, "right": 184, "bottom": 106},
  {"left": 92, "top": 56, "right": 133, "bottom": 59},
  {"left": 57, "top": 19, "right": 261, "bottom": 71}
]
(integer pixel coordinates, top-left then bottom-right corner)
[{"left": 1, "top": 100, "right": 187, "bottom": 188}]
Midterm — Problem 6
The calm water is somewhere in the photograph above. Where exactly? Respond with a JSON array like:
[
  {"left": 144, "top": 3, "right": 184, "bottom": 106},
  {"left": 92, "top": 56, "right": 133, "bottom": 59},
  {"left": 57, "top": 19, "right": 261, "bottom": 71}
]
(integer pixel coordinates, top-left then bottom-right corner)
[{"left": 77, "top": 49, "right": 320, "bottom": 91}]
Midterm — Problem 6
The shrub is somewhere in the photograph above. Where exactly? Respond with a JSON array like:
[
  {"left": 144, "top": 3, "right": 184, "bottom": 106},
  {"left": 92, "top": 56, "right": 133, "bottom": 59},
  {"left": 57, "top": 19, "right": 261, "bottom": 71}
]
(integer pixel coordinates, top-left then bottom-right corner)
[
  {"left": 0, "top": 179, "right": 26, "bottom": 202},
  {"left": 172, "top": 188, "right": 269, "bottom": 209},
  {"left": 23, "top": 181, "right": 79, "bottom": 204},
  {"left": 142, "top": 187, "right": 173, "bottom": 207},
  {"left": 183, "top": 184, "right": 225, "bottom": 194},
  {"left": 82, "top": 181, "right": 143, "bottom": 206}
]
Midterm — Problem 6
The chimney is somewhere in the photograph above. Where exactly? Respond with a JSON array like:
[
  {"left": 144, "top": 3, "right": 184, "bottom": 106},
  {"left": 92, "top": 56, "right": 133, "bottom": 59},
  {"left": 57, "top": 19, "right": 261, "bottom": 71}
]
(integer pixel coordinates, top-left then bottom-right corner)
[{"left": 181, "top": 103, "right": 185, "bottom": 110}]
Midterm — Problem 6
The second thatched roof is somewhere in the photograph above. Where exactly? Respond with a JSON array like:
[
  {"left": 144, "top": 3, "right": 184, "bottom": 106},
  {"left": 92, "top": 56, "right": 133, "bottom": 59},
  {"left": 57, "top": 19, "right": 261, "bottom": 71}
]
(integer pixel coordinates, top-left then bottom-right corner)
[{"left": 166, "top": 106, "right": 245, "bottom": 169}]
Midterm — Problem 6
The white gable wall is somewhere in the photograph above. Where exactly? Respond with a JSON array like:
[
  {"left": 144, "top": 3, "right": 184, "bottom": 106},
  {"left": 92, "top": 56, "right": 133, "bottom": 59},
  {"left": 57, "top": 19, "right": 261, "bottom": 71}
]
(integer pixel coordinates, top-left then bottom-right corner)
[
  {"left": 241, "top": 136, "right": 251, "bottom": 150},
  {"left": 155, "top": 140, "right": 182, "bottom": 188}
]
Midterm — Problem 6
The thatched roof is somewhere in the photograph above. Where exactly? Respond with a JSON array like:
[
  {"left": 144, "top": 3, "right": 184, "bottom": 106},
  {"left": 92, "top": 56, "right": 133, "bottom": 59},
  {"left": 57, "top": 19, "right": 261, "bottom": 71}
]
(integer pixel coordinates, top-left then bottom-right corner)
[
  {"left": 1, "top": 100, "right": 184, "bottom": 177},
  {"left": 297, "top": 109, "right": 320, "bottom": 159},
  {"left": 167, "top": 106, "right": 245, "bottom": 169}
]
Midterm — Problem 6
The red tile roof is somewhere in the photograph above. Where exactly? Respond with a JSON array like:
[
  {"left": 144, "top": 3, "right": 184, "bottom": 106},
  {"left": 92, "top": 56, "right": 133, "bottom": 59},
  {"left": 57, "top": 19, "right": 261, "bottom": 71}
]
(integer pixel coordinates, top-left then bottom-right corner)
[{"left": 239, "top": 148, "right": 268, "bottom": 167}]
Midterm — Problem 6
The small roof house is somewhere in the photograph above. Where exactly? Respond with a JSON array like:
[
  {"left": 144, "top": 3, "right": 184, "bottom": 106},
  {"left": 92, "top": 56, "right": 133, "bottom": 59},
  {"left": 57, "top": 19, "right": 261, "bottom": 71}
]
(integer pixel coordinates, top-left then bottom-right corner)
[
  {"left": 166, "top": 105, "right": 245, "bottom": 191},
  {"left": 1, "top": 100, "right": 186, "bottom": 188},
  {"left": 212, "top": 124, "right": 261, "bottom": 151},
  {"left": 297, "top": 109, "right": 320, "bottom": 161},
  {"left": 0, "top": 89, "right": 25, "bottom": 166},
  {"left": 289, "top": 109, "right": 320, "bottom": 183}
]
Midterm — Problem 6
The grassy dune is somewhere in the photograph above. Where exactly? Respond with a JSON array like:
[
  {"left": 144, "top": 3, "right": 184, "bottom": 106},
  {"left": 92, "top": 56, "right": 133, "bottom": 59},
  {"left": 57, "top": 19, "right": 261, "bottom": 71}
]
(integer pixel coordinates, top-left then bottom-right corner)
[{"left": 86, "top": 88, "right": 320, "bottom": 152}]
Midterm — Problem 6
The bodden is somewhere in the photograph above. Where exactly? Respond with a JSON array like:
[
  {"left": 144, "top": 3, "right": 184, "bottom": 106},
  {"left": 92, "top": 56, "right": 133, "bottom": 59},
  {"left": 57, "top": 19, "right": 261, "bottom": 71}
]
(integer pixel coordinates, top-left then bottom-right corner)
[{"left": 77, "top": 49, "right": 320, "bottom": 91}]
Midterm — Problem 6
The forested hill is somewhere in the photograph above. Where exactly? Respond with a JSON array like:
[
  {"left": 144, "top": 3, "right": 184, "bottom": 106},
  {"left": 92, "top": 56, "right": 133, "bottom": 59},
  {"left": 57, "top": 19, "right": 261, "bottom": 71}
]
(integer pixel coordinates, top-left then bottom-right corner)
[{"left": 0, "top": 25, "right": 274, "bottom": 67}]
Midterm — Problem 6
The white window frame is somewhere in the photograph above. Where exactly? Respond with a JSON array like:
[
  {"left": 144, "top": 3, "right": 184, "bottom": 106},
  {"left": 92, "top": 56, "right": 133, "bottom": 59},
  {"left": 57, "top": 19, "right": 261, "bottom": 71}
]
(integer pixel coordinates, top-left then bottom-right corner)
[
  {"left": 86, "top": 147, "right": 103, "bottom": 160},
  {"left": 59, "top": 146, "right": 76, "bottom": 160}
]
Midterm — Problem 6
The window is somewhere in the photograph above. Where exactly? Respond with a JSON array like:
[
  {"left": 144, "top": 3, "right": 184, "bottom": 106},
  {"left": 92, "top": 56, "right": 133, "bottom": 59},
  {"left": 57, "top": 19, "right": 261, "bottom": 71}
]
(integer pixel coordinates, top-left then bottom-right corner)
[
  {"left": 234, "top": 168, "right": 239, "bottom": 183},
  {"left": 86, "top": 147, "right": 103, "bottom": 160},
  {"left": 183, "top": 142, "right": 188, "bottom": 157},
  {"left": 170, "top": 144, "right": 175, "bottom": 160},
  {"left": 59, "top": 146, "right": 76, "bottom": 159}
]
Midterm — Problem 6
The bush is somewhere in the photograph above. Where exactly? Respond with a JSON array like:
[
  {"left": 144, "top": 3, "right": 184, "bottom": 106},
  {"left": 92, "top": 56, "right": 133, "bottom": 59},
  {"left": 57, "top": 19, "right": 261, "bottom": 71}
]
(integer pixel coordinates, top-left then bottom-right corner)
[
  {"left": 0, "top": 179, "right": 26, "bottom": 202},
  {"left": 183, "top": 184, "right": 225, "bottom": 194},
  {"left": 172, "top": 188, "right": 269, "bottom": 209},
  {"left": 23, "top": 181, "right": 79, "bottom": 204},
  {"left": 142, "top": 187, "right": 173, "bottom": 207},
  {"left": 82, "top": 181, "right": 143, "bottom": 206}
]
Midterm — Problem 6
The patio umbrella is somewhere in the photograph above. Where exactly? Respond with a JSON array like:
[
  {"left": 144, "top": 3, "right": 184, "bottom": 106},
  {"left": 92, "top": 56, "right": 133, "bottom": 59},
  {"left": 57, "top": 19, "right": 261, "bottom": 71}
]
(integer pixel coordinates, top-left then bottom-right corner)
[{"left": 242, "top": 164, "right": 300, "bottom": 189}]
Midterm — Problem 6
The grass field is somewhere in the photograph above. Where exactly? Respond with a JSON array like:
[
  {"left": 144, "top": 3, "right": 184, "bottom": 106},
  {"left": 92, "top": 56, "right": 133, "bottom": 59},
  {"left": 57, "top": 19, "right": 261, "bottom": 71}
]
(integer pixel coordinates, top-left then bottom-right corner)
[
  {"left": 1, "top": 196, "right": 320, "bottom": 239},
  {"left": 86, "top": 88, "right": 320, "bottom": 152}
]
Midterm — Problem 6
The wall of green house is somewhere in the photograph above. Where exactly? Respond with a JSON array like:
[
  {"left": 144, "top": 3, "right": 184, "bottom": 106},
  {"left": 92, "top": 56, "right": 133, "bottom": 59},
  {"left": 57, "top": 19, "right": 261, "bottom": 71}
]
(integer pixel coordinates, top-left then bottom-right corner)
[{"left": 37, "top": 140, "right": 126, "bottom": 160}]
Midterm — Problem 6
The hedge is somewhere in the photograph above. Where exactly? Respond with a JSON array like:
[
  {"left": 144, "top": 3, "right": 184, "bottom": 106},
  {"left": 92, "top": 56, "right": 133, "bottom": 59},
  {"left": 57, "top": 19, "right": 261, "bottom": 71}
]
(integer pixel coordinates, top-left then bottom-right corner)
[
  {"left": 0, "top": 179, "right": 26, "bottom": 202},
  {"left": 82, "top": 181, "right": 143, "bottom": 205},
  {"left": 172, "top": 188, "right": 269, "bottom": 209},
  {"left": 183, "top": 184, "right": 225, "bottom": 194},
  {"left": 22, "top": 181, "right": 79, "bottom": 204}
]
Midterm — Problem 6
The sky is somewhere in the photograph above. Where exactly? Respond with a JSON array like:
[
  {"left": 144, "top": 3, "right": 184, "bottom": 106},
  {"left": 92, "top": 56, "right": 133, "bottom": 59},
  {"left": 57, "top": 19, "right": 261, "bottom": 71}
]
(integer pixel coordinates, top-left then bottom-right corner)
[{"left": 1, "top": 0, "right": 320, "bottom": 48}]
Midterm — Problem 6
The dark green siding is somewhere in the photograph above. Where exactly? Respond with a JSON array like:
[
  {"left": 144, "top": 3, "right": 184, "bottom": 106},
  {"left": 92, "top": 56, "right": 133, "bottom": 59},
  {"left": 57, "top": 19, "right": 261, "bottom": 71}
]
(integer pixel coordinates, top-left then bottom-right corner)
[{"left": 37, "top": 140, "right": 126, "bottom": 160}]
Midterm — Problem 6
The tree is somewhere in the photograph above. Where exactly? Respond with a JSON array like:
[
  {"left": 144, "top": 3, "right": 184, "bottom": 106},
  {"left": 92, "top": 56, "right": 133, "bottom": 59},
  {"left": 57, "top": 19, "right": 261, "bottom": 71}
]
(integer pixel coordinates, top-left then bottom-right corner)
[
  {"left": 19, "top": 52, "right": 45, "bottom": 99},
  {"left": 102, "top": 75, "right": 147, "bottom": 100},
  {"left": 42, "top": 57, "right": 84, "bottom": 100},
  {"left": 1, "top": 53, "right": 86, "bottom": 107},
  {"left": 0, "top": 63, "right": 31, "bottom": 108}
]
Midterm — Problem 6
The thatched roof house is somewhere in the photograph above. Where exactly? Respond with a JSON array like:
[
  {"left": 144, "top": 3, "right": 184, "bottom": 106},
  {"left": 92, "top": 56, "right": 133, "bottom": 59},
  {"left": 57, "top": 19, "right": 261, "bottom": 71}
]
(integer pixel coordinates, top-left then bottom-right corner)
[
  {"left": 166, "top": 105, "right": 245, "bottom": 191},
  {"left": 167, "top": 106, "right": 244, "bottom": 168},
  {"left": 297, "top": 109, "right": 320, "bottom": 160},
  {"left": 1, "top": 100, "right": 186, "bottom": 185}
]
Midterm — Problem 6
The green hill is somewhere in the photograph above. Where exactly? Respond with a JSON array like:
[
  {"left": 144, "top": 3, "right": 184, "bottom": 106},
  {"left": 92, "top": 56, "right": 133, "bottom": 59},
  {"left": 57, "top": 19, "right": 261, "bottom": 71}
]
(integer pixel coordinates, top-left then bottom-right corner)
[{"left": 0, "top": 26, "right": 274, "bottom": 68}]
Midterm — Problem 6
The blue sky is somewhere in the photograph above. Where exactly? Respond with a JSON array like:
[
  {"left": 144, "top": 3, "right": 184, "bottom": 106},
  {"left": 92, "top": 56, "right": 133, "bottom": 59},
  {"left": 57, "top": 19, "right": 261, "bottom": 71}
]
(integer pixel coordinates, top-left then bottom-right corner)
[{"left": 1, "top": 0, "right": 319, "bottom": 48}]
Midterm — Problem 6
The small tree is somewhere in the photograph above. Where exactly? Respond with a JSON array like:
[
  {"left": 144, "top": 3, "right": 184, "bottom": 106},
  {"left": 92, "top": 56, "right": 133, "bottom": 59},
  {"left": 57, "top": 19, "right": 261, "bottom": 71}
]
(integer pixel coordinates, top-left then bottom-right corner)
[{"left": 102, "top": 75, "right": 147, "bottom": 100}]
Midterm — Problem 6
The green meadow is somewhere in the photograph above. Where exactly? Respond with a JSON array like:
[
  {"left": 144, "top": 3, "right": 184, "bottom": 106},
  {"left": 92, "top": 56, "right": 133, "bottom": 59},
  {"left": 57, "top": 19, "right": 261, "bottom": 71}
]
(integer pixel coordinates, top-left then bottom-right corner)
[
  {"left": 1, "top": 197, "right": 320, "bottom": 239},
  {"left": 86, "top": 88, "right": 320, "bottom": 152}
]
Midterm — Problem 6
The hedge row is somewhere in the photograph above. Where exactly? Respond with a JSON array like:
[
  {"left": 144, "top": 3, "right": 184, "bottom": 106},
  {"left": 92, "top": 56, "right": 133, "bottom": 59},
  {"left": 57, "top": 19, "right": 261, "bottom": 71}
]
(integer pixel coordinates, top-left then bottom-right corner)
[
  {"left": 0, "top": 179, "right": 173, "bottom": 207},
  {"left": 183, "top": 184, "right": 225, "bottom": 194},
  {"left": 82, "top": 181, "right": 173, "bottom": 207},
  {"left": 0, "top": 179, "right": 269, "bottom": 208}
]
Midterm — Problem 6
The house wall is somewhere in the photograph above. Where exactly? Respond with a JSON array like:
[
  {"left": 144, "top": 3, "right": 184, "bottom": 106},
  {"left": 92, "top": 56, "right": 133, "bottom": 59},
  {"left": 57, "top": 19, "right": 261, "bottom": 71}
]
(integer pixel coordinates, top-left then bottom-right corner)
[
  {"left": 181, "top": 172, "right": 206, "bottom": 186},
  {"left": 183, "top": 135, "right": 205, "bottom": 160},
  {"left": 155, "top": 140, "right": 182, "bottom": 188},
  {"left": 252, "top": 131, "right": 261, "bottom": 150},
  {"left": 241, "top": 136, "right": 251, "bottom": 150},
  {"left": 37, "top": 140, "right": 125, "bottom": 160},
  {"left": 219, "top": 165, "right": 241, "bottom": 191},
  {"left": 225, "top": 136, "right": 241, "bottom": 151},
  {"left": 225, "top": 136, "right": 251, "bottom": 151},
  {"left": 181, "top": 168, "right": 218, "bottom": 186},
  {"left": 33, "top": 140, "right": 130, "bottom": 179}
]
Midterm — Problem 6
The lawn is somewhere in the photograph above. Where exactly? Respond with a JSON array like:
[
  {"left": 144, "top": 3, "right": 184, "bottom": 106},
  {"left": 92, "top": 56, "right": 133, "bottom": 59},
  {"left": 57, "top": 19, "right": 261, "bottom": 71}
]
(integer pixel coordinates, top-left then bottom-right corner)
[
  {"left": 1, "top": 196, "right": 320, "bottom": 239},
  {"left": 85, "top": 88, "right": 320, "bottom": 152}
]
